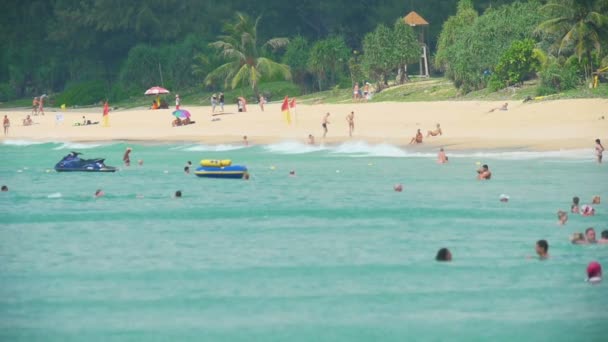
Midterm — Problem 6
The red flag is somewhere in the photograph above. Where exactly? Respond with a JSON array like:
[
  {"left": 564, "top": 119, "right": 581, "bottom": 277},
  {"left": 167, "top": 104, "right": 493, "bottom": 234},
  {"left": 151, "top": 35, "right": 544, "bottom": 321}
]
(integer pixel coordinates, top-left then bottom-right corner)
[
  {"left": 289, "top": 98, "right": 296, "bottom": 109},
  {"left": 281, "top": 96, "right": 291, "bottom": 125}
]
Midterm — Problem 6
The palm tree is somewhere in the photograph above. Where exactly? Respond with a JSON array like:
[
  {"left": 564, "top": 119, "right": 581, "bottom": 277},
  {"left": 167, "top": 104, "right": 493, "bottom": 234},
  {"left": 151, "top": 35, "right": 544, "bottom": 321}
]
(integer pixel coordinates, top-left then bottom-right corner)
[
  {"left": 205, "top": 13, "right": 291, "bottom": 96},
  {"left": 537, "top": 0, "right": 608, "bottom": 78}
]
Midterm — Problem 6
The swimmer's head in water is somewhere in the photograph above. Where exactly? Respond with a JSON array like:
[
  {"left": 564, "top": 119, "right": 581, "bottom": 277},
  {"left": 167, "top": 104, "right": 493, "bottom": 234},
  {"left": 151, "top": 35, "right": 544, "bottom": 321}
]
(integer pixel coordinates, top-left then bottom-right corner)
[
  {"left": 585, "top": 227, "right": 596, "bottom": 242},
  {"left": 499, "top": 194, "right": 509, "bottom": 202},
  {"left": 436, "top": 248, "right": 452, "bottom": 262},
  {"left": 596, "top": 138, "right": 601, "bottom": 144},
  {"left": 602, "top": 230, "right": 608, "bottom": 239},
  {"left": 393, "top": 184, "right": 403, "bottom": 192},
  {"left": 572, "top": 196, "right": 579, "bottom": 205},
  {"left": 1, "top": 185, "right": 7, "bottom": 192},
  {"left": 175, "top": 190, "right": 182, "bottom": 198},
  {"left": 587, "top": 261, "right": 602, "bottom": 278},
  {"left": 536, "top": 240, "right": 548, "bottom": 257},
  {"left": 95, "top": 189, "right": 104, "bottom": 197}
]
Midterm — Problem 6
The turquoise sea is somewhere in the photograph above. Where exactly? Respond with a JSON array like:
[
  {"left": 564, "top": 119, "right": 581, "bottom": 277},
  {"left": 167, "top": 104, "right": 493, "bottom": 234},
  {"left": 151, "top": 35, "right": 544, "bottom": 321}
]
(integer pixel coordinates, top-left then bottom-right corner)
[{"left": 1, "top": 140, "right": 606, "bottom": 341}]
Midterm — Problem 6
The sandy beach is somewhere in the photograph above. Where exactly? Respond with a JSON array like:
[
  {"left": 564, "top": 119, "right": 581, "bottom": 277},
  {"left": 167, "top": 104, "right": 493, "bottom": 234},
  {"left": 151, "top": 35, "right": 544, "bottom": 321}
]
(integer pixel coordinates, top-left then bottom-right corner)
[{"left": 2, "top": 99, "right": 607, "bottom": 150}]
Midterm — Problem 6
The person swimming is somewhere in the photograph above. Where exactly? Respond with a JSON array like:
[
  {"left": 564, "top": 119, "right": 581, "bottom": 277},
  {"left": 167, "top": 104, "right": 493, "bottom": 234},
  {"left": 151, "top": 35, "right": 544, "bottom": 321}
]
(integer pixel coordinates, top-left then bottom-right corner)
[
  {"left": 580, "top": 204, "right": 595, "bottom": 216},
  {"left": 499, "top": 194, "right": 510, "bottom": 202},
  {"left": 477, "top": 164, "right": 491, "bottom": 180},
  {"left": 587, "top": 261, "right": 602, "bottom": 284},
  {"left": 585, "top": 227, "right": 597, "bottom": 243},
  {"left": 393, "top": 183, "right": 403, "bottom": 192},
  {"left": 557, "top": 210, "right": 568, "bottom": 225},
  {"left": 1, "top": 185, "right": 8, "bottom": 192},
  {"left": 95, "top": 189, "right": 104, "bottom": 198},
  {"left": 184, "top": 161, "right": 192, "bottom": 174},
  {"left": 571, "top": 196, "right": 580, "bottom": 214},
  {"left": 174, "top": 190, "right": 182, "bottom": 198},
  {"left": 435, "top": 248, "right": 452, "bottom": 262},
  {"left": 535, "top": 240, "right": 549, "bottom": 260}
]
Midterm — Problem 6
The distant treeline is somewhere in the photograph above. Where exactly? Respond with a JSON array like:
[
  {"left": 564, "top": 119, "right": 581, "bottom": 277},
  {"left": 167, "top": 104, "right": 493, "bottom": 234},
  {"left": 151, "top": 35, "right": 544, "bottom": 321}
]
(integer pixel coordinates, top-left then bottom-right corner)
[{"left": 0, "top": 0, "right": 606, "bottom": 104}]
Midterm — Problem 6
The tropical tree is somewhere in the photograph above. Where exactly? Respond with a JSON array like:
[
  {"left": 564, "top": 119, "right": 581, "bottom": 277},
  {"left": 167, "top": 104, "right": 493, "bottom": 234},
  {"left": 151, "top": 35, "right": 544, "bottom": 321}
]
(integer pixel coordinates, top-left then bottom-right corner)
[
  {"left": 361, "top": 24, "right": 395, "bottom": 91},
  {"left": 204, "top": 13, "right": 291, "bottom": 96},
  {"left": 536, "top": 0, "right": 608, "bottom": 79},
  {"left": 308, "top": 36, "right": 350, "bottom": 91},
  {"left": 393, "top": 20, "right": 420, "bottom": 84}
]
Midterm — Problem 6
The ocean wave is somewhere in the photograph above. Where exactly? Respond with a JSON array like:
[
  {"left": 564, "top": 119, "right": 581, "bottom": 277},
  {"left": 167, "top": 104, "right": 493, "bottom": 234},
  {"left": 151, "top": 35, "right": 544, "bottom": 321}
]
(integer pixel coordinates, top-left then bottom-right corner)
[
  {"left": 263, "top": 141, "right": 328, "bottom": 154},
  {"left": 2, "top": 139, "right": 46, "bottom": 146},
  {"left": 330, "top": 141, "right": 421, "bottom": 158},
  {"left": 52, "top": 142, "right": 108, "bottom": 150},
  {"left": 179, "top": 144, "right": 247, "bottom": 152}
]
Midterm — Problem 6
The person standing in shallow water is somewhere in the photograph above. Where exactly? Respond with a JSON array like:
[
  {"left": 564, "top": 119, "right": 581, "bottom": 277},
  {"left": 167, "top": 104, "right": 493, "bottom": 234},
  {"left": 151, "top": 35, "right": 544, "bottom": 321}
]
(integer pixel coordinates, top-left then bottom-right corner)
[
  {"left": 595, "top": 138, "right": 604, "bottom": 163},
  {"left": 123, "top": 147, "right": 132, "bottom": 167}
]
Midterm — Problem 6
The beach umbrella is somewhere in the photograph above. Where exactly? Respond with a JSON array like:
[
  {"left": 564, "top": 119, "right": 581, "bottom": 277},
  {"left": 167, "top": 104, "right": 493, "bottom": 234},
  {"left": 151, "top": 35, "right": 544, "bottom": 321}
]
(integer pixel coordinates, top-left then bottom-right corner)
[
  {"left": 144, "top": 86, "right": 170, "bottom": 95},
  {"left": 172, "top": 109, "right": 191, "bottom": 119}
]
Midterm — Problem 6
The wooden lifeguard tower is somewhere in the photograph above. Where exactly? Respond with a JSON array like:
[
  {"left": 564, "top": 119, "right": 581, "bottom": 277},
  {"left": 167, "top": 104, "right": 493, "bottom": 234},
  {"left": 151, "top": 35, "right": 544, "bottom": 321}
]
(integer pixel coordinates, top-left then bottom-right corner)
[{"left": 403, "top": 11, "right": 430, "bottom": 78}]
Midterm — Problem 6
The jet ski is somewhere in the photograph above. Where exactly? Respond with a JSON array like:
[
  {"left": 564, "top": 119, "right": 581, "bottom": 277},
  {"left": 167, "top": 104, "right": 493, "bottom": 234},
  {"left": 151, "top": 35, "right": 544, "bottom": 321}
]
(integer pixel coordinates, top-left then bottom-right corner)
[{"left": 54, "top": 152, "right": 117, "bottom": 172}]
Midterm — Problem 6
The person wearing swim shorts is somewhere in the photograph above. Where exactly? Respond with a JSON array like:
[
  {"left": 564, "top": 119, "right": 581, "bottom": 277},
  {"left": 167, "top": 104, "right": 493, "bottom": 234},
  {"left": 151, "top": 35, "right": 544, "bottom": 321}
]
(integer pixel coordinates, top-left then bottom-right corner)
[
  {"left": 437, "top": 147, "right": 448, "bottom": 164},
  {"left": 322, "top": 113, "right": 330, "bottom": 138}
]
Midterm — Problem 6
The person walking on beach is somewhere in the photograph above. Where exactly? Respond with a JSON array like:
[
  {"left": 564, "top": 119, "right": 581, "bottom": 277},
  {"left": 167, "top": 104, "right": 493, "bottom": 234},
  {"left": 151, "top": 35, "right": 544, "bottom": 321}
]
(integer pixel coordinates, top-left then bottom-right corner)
[
  {"left": 259, "top": 95, "right": 266, "bottom": 112},
  {"left": 595, "top": 138, "right": 604, "bottom": 163},
  {"left": 409, "top": 129, "right": 423, "bottom": 144},
  {"left": 38, "top": 95, "right": 45, "bottom": 115},
  {"left": 211, "top": 94, "right": 218, "bottom": 113},
  {"left": 346, "top": 111, "right": 355, "bottom": 137},
  {"left": 219, "top": 92, "right": 225, "bottom": 112},
  {"left": 3, "top": 115, "right": 10, "bottom": 135},
  {"left": 123, "top": 147, "right": 132, "bottom": 167},
  {"left": 175, "top": 94, "right": 180, "bottom": 110},
  {"left": 31, "top": 97, "right": 39, "bottom": 115},
  {"left": 322, "top": 113, "right": 330, "bottom": 138}
]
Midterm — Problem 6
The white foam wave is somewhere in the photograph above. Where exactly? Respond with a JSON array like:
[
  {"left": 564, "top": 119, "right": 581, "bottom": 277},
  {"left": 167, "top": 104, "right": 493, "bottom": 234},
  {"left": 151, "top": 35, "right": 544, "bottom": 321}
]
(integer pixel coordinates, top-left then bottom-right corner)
[
  {"left": 47, "top": 192, "right": 62, "bottom": 198},
  {"left": 2, "top": 139, "right": 46, "bottom": 146},
  {"left": 330, "top": 141, "right": 419, "bottom": 158},
  {"left": 263, "top": 141, "right": 328, "bottom": 154},
  {"left": 52, "top": 142, "right": 107, "bottom": 150},
  {"left": 180, "top": 144, "right": 247, "bottom": 152},
  {"left": 453, "top": 149, "right": 592, "bottom": 160}
]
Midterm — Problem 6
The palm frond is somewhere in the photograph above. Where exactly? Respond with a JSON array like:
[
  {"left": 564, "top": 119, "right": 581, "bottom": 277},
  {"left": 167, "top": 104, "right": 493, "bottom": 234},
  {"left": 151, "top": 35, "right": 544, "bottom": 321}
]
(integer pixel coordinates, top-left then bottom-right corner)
[
  {"left": 256, "top": 57, "right": 292, "bottom": 81},
  {"left": 263, "top": 38, "right": 290, "bottom": 50},
  {"left": 231, "top": 64, "right": 253, "bottom": 89},
  {"left": 204, "top": 62, "right": 240, "bottom": 88}
]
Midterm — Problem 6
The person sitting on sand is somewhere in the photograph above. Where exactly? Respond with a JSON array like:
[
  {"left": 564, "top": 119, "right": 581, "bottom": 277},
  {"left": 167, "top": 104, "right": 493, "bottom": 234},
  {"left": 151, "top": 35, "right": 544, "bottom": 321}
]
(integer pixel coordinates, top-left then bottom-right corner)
[
  {"left": 437, "top": 147, "right": 448, "bottom": 164},
  {"left": 571, "top": 196, "right": 580, "bottom": 214},
  {"left": 409, "top": 129, "right": 423, "bottom": 144},
  {"left": 535, "top": 240, "right": 549, "bottom": 260},
  {"left": 557, "top": 210, "right": 568, "bottom": 225},
  {"left": 427, "top": 123, "right": 442, "bottom": 137},
  {"left": 435, "top": 248, "right": 452, "bottom": 262},
  {"left": 488, "top": 102, "right": 508, "bottom": 113},
  {"left": 308, "top": 134, "right": 315, "bottom": 145},
  {"left": 23, "top": 115, "right": 33, "bottom": 126},
  {"left": 477, "top": 164, "right": 491, "bottom": 180},
  {"left": 151, "top": 101, "right": 159, "bottom": 110}
]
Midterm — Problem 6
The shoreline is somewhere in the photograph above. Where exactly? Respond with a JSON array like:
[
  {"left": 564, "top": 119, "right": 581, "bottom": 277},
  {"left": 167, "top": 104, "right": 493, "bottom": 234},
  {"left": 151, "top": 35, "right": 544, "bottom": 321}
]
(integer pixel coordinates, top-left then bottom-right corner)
[{"left": 1, "top": 99, "right": 606, "bottom": 151}]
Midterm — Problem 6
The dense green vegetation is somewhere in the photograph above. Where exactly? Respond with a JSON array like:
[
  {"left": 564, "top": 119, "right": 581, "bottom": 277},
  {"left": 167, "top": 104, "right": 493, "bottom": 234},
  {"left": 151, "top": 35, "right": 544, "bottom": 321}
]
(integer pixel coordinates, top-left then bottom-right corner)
[{"left": 0, "top": 0, "right": 606, "bottom": 105}]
